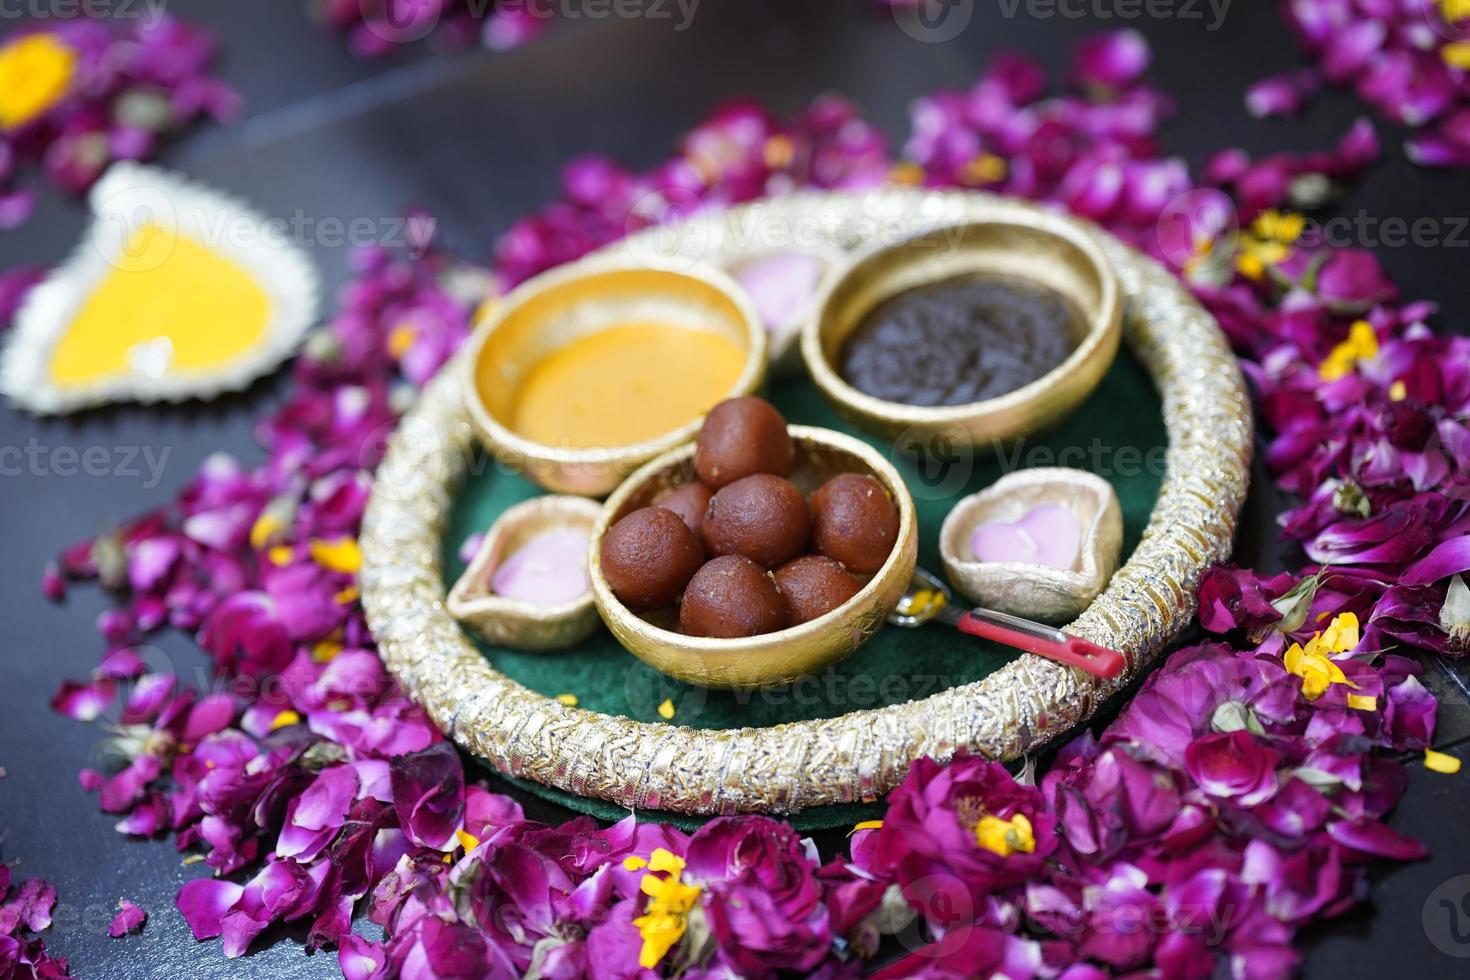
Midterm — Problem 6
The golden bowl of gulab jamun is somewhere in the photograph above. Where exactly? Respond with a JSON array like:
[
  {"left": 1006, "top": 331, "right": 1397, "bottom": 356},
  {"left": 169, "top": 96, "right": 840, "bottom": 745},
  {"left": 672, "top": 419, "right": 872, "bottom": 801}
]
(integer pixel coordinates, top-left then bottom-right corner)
[{"left": 588, "top": 397, "right": 918, "bottom": 689}]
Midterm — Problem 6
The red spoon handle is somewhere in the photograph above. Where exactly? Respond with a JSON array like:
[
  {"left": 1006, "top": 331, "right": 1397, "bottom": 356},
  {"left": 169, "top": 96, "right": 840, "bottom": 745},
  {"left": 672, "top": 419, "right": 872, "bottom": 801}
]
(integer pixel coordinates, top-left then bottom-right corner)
[{"left": 955, "top": 611, "right": 1127, "bottom": 679}]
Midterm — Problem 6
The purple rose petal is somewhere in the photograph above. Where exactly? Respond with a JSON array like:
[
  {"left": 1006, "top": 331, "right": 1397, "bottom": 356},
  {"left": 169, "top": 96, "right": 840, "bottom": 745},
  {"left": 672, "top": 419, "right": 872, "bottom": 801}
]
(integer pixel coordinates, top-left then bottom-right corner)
[{"left": 108, "top": 899, "right": 147, "bottom": 937}]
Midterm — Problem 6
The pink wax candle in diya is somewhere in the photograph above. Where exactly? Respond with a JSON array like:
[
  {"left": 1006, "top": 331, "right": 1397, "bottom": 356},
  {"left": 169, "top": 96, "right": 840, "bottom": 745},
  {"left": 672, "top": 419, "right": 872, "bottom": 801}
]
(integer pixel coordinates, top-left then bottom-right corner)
[
  {"left": 491, "top": 527, "right": 591, "bottom": 605},
  {"left": 939, "top": 469, "right": 1124, "bottom": 623},
  {"left": 969, "top": 503, "right": 1082, "bottom": 570},
  {"left": 447, "top": 496, "right": 603, "bottom": 651}
]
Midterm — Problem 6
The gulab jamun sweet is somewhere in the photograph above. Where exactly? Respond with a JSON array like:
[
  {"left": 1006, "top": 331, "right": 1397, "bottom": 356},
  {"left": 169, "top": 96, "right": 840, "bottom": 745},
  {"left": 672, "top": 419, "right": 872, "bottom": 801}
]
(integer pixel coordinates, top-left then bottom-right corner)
[
  {"left": 654, "top": 481, "right": 714, "bottom": 535},
  {"left": 694, "top": 396, "right": 794, "bottom": 489},
  {"left": 774, "top": 555, "right": 863, "bottom": 625},
  {"left": 600, "top": 506, "right": 704, "bottom": 610},
  {"left": 701, "top": 474, "right": 810, "bottom": 568},
  {"left": 678, "top": 555, "right": 787, "bottom": 638},
  {"left": 809, "top": 472, "right": 900, "bottom": 574}
]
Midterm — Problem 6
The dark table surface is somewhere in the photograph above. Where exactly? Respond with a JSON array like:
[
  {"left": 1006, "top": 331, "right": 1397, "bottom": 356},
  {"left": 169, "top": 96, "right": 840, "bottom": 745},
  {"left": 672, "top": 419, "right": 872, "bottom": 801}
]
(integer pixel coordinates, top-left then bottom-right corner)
[{"left": 3, "top": 1, "right": 1470, "bottom": 977}]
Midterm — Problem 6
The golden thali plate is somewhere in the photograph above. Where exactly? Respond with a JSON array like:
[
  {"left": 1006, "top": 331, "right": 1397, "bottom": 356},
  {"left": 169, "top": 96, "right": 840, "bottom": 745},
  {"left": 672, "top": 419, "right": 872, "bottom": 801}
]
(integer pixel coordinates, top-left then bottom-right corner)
[{"left": 359, "top": 188, "right": 1252, "bottom": 817}]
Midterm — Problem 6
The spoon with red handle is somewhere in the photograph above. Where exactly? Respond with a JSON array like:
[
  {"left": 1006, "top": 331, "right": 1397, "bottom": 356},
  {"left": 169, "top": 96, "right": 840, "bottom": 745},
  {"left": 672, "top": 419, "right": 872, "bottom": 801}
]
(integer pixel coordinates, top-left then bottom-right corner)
[{"left": 887, "top": 567, "right": 1126, "bottom": 679}]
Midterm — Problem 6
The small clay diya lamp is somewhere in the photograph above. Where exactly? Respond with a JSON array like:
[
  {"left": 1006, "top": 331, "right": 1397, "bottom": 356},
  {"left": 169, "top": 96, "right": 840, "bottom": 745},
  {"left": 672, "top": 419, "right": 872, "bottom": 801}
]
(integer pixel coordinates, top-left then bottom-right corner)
[
  {"left": 463, "top": 257, "right": 767, "bottom": 496},
  {"left": 939, "top": 468, "right": 1122, "bottom": 623},
  {"left": 802, "top": 212, "right": 1121, "bottom": 446},
  {"left": 448, "top": 495, "right": 604, "bottom": 650}
]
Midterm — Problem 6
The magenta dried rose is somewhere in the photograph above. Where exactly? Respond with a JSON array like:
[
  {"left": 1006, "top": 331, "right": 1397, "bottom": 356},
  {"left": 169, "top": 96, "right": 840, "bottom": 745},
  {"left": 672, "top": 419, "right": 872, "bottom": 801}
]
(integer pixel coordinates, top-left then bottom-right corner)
[
  {"left": 704, "top": 881, "right": 832, "bottom": 977},
  {"left": 1184, "top": 730, "right": 1280, "bottom": 807},
  {"left": 870, "top": 756, "right": 1055, "bottom": 915},
  {"left": 685, "top": 816, "right": 832, "bottom": 975}
]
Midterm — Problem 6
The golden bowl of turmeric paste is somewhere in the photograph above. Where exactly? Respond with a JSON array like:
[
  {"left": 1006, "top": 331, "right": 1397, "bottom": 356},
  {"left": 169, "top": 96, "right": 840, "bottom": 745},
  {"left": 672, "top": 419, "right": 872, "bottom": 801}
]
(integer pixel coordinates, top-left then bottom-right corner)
[{"left": 464, "top": 258, "right": 768, "bottom": 496}]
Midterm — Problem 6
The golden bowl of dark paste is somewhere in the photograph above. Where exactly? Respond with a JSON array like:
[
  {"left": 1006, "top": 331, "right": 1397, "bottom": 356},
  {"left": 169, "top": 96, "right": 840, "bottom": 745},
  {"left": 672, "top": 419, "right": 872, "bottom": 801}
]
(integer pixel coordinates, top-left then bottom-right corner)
[
  {"left": 464, "top": 258, "right": 768, "bottom": 496},
  {"left": 801, "top": 211, "right": 1121, "bottom": 447}
]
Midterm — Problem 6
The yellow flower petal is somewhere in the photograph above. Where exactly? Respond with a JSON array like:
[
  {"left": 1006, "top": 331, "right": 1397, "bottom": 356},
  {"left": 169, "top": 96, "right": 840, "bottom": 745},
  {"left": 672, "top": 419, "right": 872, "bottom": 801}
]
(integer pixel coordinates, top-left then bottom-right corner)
[
  {"left": 657, "top": 698, "right": 675, "bottom": 720},
  {"left": 0, "top": 34, "right": 77, "bottom": 130},
  {"left": 961, "top": 153, "right": 1007, "bottom": 185},
  {"left": 1426, "top": 748, "right": 1462, "bottom": 774},
  {"left": 763, "top": 134, "right": 794, "bottom": 170},
  {"left": 249, "top": 513, "right": 283, "bottom": 551},
  {"left": 1321, "top": 612, "right": 1360, "bottom": 654},
  {"left": 647, "top": 848, "right": 685, "bottom": 876},
  {"left": 310, "top": 537, "right": 362, "bottom": 574},
  {"left": 1389, "top": 380, "right": 1407, "bottom": 401},
  {"left": 1444, "top": 42, "right": 1470, "bottom": 70},
  {"left": 334, "top": 585, "right": 359, "bottom": 605},
  {"left": 268, "top": 545, "right": 295, "bottom": 567},
  {"left": 1318, "top": 352, "right": 1352, "bottom": 382},
  {"left": 1235, "top": 252, "right": 1266, "bottom": 282},
  {"left": 455, "top": 829, "right": 480, "bottom": 852},
  {"left": 1300, "top": 670, "right": 1329, "bottom": 700},
  {"left": 555, "top": 693, "right": 579, "bottom": 707},
  {"left": 1347, "top": 693, "right": 1378, "bottom": 711},
  {"left": 1348, "top": 320, "right": 1378, "bottom": 355},
  {"left": 269, "top": 709, "right": 301, "bottom": 731},
  {"left": 975, "top": 813, "right": 1035, "bottom": 856},
  {"left": 1251, "top": 209, "right": 1305, "bottom": 245},
  {"left": 634, "top": 910, "right": 686, "bottom": 969},
  {"left": 975, "top": 816, "right": 1013, "bottom": 855},
  {"left": 1320, "top": 321, "right": 1378, "bottom": 380},
  {"left": 312, "top": 639, "right": 343, "bottom": 663},
  {"left": 1284, "top": 635, "right": 1354, "bottom": 700},
  {"left": 851, "top": 820, "right": 883, "bottom": 833},
  {"left": 622, "top": 855, "right": 648, "bottom": 871},
  {"left": 387, "top": 324, "right": 417, "bottom": 360},
  {"left": 888, "top": 161, "right": 924, "bottom": 186},
  {"left": 1255, "top": 241, "right": 1291, "bottom": 265},
  {"left": 642, "top": 875, "right": 700, "bottom": 911},
  {"left": 636, "top": 857, "right": 702, "bottom": 973},
  {"left": 1283, "top": 641, "right": 1306, "bottom": 673}
]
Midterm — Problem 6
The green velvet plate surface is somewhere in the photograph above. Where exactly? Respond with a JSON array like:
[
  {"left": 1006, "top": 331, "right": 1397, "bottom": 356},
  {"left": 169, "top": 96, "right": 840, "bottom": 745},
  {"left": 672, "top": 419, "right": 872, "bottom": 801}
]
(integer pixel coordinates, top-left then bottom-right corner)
[{"left": 443, "top": 349, "right": 1166, "bottom": 829}]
